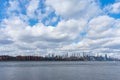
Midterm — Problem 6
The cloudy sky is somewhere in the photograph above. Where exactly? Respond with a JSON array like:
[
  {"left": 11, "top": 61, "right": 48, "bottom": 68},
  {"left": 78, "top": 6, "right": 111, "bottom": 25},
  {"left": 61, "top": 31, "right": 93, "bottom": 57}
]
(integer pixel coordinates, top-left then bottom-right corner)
[{"left": 0, "top": 0, "right": 120, "bottom": 58}]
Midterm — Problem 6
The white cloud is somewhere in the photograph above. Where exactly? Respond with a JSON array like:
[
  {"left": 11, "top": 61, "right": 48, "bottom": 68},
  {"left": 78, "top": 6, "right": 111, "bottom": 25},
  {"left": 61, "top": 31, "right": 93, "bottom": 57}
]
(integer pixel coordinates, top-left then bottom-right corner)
[
  {"left": 46, "top": 0, "right": 101, "bottom": 19},
  {"left": 76, "top": 15, "right": 120, "bottom": 57},
  {"left": 1, "top": 15, "right": 87, "bottom": 55},
  {"left": 87, "top": 15, "right": 115, "bottom": 39},
  {"left": 3, "top": 18, "right": 86, "bottom": 43},
  {"left": 54, "top": 15, "right": 120, "bottom": 58},
  {"left": 87, "top": 16, "right": 120, "bottom": 42},
  {"left": 1, "top": 0, "right": 120, "bottom": 58},
  {"left": 104, "top": 2, "right": 120, "bottom": 14},
  {"left": 26, "top": 0, "right": 40, "bottom": 18},
  {"left": 103, "top": 37, "right": 120, "bottom": 49},
  {"left": 8, "top": 0, "right": 20, "bottom": 11},
  {"left": 6, "top": 0, "right": 21, "bottom": 16}
]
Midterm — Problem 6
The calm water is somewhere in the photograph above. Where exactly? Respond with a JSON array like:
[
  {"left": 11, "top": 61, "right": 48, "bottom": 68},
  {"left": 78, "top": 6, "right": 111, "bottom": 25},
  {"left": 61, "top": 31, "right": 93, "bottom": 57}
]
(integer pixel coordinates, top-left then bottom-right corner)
[{"left": 0, "top": 61, "right": 120, "bottom": 80}]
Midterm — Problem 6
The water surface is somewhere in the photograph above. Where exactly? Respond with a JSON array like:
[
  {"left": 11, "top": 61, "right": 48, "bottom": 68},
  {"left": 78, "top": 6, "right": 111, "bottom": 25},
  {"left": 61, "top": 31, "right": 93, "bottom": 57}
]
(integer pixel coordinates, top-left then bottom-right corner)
[{"left": 0, "top": 61, "right": 120, "bottom": 80}]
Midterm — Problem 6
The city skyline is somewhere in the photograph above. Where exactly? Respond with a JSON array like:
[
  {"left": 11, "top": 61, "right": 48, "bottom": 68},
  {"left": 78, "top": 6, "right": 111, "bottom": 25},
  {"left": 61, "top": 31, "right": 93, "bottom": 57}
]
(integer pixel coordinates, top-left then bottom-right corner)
[
  {"left": 0, "top": 53, "right": 119, "bottom": 61},
  {"left": 0, "top": 0, "right": 120, "bottom": 59}
]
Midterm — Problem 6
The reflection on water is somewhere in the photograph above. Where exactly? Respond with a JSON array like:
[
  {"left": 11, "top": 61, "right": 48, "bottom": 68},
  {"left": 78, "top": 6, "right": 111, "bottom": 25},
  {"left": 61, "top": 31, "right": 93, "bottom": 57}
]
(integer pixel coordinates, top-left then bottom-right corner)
[{"left": 0, "top": 61, "right": 120, "bottom": 80}]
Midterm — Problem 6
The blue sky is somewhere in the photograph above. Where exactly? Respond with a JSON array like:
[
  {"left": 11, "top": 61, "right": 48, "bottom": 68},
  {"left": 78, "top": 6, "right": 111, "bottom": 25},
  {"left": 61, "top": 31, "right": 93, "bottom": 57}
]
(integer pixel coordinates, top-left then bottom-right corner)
[
  {"left": 100, "top": 0, "right": 115, "bottom": 7},
  {"left": 0, "top": 0, "right": 120, "bottom": 58},
  {"left": 0, "top": 0, "right": 119, "bottom": 25}
]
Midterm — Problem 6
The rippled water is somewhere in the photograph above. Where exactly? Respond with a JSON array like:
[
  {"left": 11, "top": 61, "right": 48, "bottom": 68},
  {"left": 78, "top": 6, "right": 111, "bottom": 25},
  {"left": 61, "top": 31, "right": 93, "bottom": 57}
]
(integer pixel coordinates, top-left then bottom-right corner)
[{"left": 0, "top": 61, "right": 120, "bottom": 80}]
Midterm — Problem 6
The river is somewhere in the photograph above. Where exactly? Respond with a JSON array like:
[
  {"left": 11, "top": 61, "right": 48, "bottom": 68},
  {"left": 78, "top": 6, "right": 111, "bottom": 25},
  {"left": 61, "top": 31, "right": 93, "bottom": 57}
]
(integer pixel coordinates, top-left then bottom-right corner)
[{"left": 0, "top": 61, "right": 120, "bottom": 80}]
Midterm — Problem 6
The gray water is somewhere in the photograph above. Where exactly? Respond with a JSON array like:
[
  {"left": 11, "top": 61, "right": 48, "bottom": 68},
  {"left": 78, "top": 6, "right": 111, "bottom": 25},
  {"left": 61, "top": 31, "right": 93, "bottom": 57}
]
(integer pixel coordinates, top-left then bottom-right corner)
[{"left": 0, "top": 61, "right": 120, "bottom": 80}]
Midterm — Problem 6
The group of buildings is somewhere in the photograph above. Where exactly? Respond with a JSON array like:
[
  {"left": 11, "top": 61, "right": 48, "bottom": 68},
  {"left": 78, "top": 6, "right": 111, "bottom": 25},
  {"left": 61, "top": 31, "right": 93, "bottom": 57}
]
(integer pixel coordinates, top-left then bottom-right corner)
[{"left": 0, "top": 53, "right": 119, "bottom": 61}]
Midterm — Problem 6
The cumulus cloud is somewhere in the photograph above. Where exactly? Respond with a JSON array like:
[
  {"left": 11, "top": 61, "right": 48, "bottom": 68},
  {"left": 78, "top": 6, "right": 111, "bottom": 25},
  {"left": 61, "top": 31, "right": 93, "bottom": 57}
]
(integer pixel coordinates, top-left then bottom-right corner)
[
  {"left": 104, "top": 2, "right": 120, "bottom": 14},
  {"left": 26, "top": 0, "right": 40, "bottom": 18},
  {"left": 103, "top": 38, "right": 120, "bottom": 49},
  {"left": 2, "top": 17, "right": 86, "bottom": 45},
  {"left": 87, "top": 15, "right": 115, "bottom": 39},
  {"left": 46, "top": 0, "right": 101, "bottom": 19},
  {"left": 7, "top": 0, "right": 20, "bottom": 13},
  {"left": 0, "top": 0, "right": 120, "bottom": 58},
  {"left": 0, "top": 14, "right": 87, "bottom": 56},
  {"left": 78, "top": 15, "right": 120, "bottom": 57}
]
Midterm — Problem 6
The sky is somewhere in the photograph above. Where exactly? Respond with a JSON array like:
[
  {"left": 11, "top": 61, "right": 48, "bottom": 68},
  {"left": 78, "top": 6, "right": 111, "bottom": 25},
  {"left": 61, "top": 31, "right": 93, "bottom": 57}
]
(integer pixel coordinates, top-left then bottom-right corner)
[{"left": 0, "top": 0, "right": 120, "bottom": 58}]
